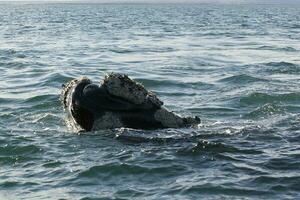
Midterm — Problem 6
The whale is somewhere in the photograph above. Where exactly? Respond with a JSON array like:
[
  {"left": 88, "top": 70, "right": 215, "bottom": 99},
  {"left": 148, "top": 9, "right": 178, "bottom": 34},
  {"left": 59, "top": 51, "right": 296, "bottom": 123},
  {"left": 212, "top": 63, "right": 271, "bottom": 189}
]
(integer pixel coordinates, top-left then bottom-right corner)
[{"left": 61, "top": 73, "right": 200, "bottom": 132}]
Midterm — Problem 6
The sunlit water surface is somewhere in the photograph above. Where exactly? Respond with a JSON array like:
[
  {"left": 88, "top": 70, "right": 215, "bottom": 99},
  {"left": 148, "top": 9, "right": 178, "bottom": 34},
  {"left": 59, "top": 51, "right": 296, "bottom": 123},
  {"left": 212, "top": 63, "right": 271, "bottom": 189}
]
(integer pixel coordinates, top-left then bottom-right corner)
[{"left": 0, "top": 3, "right": 300, "bottom": 199}]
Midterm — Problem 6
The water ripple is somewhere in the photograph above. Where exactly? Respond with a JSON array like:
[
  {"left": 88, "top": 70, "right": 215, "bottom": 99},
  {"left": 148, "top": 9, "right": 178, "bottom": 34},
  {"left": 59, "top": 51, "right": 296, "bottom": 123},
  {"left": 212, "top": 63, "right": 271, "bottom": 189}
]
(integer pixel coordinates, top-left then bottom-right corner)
[{"left": 0, "top": 4, "right": 299, "bottom": 199}]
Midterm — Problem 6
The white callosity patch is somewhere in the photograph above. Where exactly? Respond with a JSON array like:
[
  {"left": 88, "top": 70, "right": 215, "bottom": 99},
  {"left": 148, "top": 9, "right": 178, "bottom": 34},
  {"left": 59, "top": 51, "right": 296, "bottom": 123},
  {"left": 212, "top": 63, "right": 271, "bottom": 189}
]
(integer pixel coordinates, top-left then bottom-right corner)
[
  {"left": 65, "top": 82, "right": 85, "bottom": 132},
  {"left": 92, "top": 112, "right": 123, "bottom": 130},
  {"left": 146, "top": 92, "right": 163, "bottom": 108},
  {"left": 185, "top": 117, "right": 200, "bottom": 128},
  {"left": 103, "top": 73, "right": 163, "bottom": 108},
  {"left": 60, "top": 77, "right": 91, "bottom": 133},
  {"left": 154, "top": 108, "right": 185, "bottom": 128},
  {"left": 60, "top": 77, "right": 91, "bottom": 108}
]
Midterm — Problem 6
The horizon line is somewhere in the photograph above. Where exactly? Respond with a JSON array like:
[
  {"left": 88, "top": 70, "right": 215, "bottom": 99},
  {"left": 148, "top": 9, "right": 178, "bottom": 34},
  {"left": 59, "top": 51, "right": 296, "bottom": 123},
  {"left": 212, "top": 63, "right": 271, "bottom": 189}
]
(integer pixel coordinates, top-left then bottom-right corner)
[{"left": 1, "top": 1, "right": 300, "bottom": 4}]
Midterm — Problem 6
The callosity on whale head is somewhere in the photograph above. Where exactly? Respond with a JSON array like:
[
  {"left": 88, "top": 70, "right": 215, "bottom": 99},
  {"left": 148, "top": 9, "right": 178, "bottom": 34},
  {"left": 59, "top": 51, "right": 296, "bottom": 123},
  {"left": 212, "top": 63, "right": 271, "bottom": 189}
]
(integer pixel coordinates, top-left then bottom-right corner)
[
  {"left": 61, "top": 73, "right": 201, "bottom": 132},
  {"left": 60, "top": 77, "right": 93, "bottom": 131},
  {"left": 61, "top": 77, "right": 91, "bottom": 109}
]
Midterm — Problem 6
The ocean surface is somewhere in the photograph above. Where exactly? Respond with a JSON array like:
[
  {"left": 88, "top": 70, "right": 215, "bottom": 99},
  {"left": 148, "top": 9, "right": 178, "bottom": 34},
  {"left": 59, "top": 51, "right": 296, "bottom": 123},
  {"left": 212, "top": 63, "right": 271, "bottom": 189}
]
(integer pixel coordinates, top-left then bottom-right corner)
[{"left": 0, "top": 3, "right": 300, "bottom": 199}]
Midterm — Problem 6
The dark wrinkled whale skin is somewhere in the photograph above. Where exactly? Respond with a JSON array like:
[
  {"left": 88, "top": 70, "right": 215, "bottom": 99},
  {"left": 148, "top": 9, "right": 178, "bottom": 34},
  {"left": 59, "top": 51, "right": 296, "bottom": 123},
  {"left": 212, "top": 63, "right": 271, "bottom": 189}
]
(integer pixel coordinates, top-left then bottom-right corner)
[{"left": 61, "top": 73, "right": 200, "bottom": 132}]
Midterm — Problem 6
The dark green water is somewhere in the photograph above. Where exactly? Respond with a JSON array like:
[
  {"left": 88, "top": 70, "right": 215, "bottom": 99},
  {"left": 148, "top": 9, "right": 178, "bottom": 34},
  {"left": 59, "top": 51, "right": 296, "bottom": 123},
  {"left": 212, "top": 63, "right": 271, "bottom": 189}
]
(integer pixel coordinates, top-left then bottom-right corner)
[{"left": 0, "top": 3, "right": 300, "bottom": 199}]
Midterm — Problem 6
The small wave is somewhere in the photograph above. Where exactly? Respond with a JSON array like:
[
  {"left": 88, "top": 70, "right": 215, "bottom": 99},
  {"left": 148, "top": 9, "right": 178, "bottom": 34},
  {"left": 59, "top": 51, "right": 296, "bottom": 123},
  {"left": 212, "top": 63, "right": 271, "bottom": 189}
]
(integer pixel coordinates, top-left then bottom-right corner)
[
  {"left": 109, "top": 46, "right": 176, "bottom": 55},
  {"left": 114, "top": 127, "right": 248, "bottom": 145},
  {"left": 0, "top": 181, "right": 38, "bottom": 188},
  {"left": 0, "top": 97, "right": 21, "bottom": 104},
  {"left": 188, "top": 106, "right": 237, "bottom": 113},
  {"left": 109, "top": 48, "right": 136, "bottom": 54},
  {"left": 244, "top": 103, "right": 284, "bottom": 119},
  {"left": 40, "top": 72, "right": 73, "bottom": 87},
  {"left": 240, "top": 92, "right": 300, "bottom": 105},
  {"left": 42, "top": 160, "right": 63, "bottom": 168},
  {"left": 0, "top": 61, "right": 27, "bottom": 69},
  {"left": 178, "top": 140, "right": 262, "bottom": 155},
  {"left": 115, "top": 128, "right": 200, "bottom": 144},
  {"left": 0, "top": 144, "right": 42, "bottom": 156},
  {"left": 262, "top": 61, "right": 300, "bottom": 74},
  {"left": 272, "top": 114, "right": 300, "bottom": 129},
  {"left": 265, "top": 61, "right": 297, "bottom": 67},
  {"left": 230, "top": 162, "right": 268, "bottom": 176},
  {"left": 30, "top": 113, "right": 62, "bottom": 124},
  {"left": 114, "top": 188, "right": 144, "bottom": 198},
  {"left": 250, "top": 175, "right": 300, "bottom": 191},
  {"left": 148, "top": 47, "right": 176, "bottom": 53},
  {"left": 3, "top": 49, "right": 16, "bottom": 54},
  {"left": 263, "top": 157, "right": 300, "bottom": 171},
  {"left": 49, "top": 20, "right": 65, "bottom": 23},
  {"left": 0, "top": 49, "right": 31, "bottom": 61},
  {"left": 24, "top": 94, "right": 58, "bottom": 104},
  {"left": 257, "top": 46, "right": 297, "bottom": 52},
  {"left": 0, "top": 155, "right": 32, "bottom": 165},
  {"left": 218, "top": 74, "right": 267, "bottom": 84},
  {"left": 0, "top": 49, "right": 16, "bottom": 59},
  {"left": 78, "top": 163, "right": 186, "bottom": 178},
  {"left": 181, "top": 184, "right": 272, "bottom": 196},
  {"left": 22, "top": 94, "right": 60, "bottom": 111},
  {"left": 290, "top": 24, "right": 300, "bottom": 29}
]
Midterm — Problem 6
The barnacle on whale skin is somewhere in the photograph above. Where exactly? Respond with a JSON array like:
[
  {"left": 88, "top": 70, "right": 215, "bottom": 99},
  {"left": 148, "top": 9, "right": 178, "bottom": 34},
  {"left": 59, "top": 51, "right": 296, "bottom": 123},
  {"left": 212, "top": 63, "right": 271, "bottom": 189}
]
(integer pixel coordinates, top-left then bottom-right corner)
[
  {"left": 103, "top": 72, "right": 163, "bottom": 107},
  {"left": 60, "top": 77, "right": 91, "bottom": 108}
]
